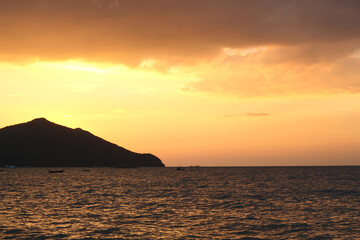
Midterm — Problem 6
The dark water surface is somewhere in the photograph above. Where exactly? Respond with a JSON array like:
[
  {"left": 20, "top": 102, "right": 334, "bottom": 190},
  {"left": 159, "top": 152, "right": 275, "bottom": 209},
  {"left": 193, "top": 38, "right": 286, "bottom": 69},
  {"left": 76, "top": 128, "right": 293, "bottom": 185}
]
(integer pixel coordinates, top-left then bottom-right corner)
[{"left": 0, "top": 167, "right": 359, "bottom": 239}]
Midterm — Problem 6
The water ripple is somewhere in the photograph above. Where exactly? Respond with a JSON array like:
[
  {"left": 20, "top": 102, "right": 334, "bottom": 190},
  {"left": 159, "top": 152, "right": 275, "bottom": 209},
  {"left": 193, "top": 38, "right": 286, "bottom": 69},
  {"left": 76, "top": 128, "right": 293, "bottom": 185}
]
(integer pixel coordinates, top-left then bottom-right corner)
[{"left": 0, "top": 167, "right": 359, "bottom": 239}]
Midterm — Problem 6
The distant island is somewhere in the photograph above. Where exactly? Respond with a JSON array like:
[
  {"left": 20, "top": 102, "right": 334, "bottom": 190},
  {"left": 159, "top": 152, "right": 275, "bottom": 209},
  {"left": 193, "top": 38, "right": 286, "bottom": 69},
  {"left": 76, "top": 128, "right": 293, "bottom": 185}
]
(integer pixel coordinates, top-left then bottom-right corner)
[{"left": 0, "top": 118, "right": 164, "bottom": 167}]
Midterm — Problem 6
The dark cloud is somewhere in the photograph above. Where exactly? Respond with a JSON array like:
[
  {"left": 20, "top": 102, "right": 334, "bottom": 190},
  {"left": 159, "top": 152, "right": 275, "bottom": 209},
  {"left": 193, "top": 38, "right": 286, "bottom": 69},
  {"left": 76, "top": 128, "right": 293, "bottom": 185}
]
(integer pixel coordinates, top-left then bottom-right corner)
[
  {"left": 0, "top": 0, "right": 359, "bottom": 64},
  {"left": 262, "top": 41, "right": 360, "bottom": 65}
]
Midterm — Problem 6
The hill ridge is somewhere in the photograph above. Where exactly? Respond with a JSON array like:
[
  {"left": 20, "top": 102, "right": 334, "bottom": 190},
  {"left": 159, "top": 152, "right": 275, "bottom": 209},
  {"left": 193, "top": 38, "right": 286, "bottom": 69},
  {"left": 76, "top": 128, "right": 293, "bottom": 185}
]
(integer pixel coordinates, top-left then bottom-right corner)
[{"left": 0, "top": 118, "right": 164, "bottom": 167}]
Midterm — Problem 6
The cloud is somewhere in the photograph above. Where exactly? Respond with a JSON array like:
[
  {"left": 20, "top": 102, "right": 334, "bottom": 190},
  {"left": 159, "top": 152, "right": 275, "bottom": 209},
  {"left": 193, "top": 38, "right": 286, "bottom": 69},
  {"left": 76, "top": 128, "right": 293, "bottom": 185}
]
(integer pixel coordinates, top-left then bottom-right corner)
[
  {"left": 1, "top": 0, "right": 360, "bottom": 97},
  {"left": 262, "top": 42, "right": 360, "bottom": 65},
  {"left": 245, "top": 113, "right": 269, "bottom": 117},
  {"left": 0, "top": 0, "right": 360, "bottom": 65},
  {"left": 183, "top": 46, "right": 360, "bottom": 97}
]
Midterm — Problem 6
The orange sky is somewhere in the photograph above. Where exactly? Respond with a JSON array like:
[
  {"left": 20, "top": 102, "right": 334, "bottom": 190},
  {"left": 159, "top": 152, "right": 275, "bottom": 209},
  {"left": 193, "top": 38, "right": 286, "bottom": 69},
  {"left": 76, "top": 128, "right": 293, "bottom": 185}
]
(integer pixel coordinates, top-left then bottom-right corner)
[{"left": 1, "top": 0, "right": 360, "bottom": 166}]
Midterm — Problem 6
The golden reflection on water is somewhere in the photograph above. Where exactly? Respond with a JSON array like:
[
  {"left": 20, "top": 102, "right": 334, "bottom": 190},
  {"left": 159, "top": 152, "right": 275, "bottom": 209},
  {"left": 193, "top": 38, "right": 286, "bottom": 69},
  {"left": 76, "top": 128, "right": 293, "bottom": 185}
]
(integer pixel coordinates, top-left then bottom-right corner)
[{"left": 0, "top": 167, "right": 359, "bottom": 239}]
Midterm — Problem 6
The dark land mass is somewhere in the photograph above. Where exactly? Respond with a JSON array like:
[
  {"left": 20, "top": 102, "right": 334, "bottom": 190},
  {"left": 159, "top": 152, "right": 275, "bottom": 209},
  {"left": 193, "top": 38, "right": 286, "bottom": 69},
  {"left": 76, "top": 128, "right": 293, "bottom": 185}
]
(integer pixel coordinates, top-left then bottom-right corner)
[{"left": 0, "top": 118, "right": 164, "bottom": 167}]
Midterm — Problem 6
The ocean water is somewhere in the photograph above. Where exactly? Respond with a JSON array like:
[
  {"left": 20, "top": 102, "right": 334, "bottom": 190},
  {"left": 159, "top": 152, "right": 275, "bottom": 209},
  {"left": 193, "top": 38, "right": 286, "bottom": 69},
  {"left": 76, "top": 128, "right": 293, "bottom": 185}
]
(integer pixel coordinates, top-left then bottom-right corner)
[{"left": 0, "top": 167, "right": 359, "bottom": 239}]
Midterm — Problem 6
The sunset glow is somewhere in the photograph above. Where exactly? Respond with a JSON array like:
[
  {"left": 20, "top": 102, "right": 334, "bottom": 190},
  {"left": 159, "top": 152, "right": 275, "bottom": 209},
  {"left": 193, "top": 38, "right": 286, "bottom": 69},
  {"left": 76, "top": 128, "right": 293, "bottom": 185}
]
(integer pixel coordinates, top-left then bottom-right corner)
[{"left": 1, "top": 0, "right": 360, "bottom": 166}]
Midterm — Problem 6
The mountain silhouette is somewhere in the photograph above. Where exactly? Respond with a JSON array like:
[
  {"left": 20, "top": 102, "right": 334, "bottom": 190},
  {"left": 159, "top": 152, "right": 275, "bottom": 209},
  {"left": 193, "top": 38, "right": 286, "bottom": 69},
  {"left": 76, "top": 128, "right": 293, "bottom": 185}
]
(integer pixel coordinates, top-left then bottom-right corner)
[{"left": 0, "top": 118, "right": 164, "bottom": 167}]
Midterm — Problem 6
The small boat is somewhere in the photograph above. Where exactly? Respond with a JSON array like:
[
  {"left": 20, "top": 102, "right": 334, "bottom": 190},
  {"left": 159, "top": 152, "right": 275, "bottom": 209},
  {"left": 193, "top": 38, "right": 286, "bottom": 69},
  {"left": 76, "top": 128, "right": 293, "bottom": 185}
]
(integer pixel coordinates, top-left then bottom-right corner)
[
  {"left": 48, "top": 170, "right": 64, "bottom": 173},
  {"left": 0, "top": 169, "right": 4, "bottom": 172},
  {"left": 83, "top": 169, "right": 90, "bottom": 172},
  {"left": 176, "top": 167, "right": 185, "bottom": 171},
  {"left": 5, "top": 165, "right": 15, "bottom": 168}
]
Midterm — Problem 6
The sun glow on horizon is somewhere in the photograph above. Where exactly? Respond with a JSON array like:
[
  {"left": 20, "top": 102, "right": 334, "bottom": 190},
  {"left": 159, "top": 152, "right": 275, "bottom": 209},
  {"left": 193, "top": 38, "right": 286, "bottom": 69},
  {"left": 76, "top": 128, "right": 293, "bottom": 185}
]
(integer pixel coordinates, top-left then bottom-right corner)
[{"left": 1, "top": 58, "right": 360, "bottom": 166}]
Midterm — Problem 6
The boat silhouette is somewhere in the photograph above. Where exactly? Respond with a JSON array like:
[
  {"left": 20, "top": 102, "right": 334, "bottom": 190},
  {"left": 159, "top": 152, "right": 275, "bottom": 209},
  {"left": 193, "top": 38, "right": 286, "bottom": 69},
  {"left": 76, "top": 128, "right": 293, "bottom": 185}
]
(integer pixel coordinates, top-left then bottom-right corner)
[{"left": 48, "top": 170, "right": 64, "bottom": 173}]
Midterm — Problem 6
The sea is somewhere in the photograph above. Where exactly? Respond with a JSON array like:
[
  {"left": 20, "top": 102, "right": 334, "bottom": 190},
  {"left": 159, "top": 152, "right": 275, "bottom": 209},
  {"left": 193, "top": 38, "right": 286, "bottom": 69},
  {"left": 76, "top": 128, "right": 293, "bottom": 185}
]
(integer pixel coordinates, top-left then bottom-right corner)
[{"left": 0, "top": 167, "right": 359, "bottom": 239}]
